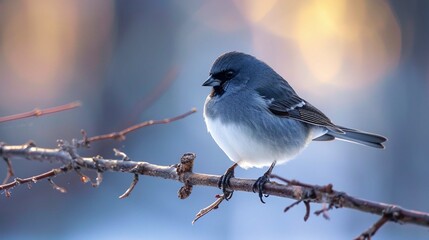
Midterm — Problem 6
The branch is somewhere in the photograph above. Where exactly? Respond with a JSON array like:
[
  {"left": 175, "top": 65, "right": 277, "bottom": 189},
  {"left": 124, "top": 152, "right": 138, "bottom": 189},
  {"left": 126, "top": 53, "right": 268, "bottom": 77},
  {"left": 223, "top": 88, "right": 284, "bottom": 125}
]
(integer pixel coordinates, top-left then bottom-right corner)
[
  {"left": 0, "top": 107, "right": 427, "bottom": 239},
  {"left": 0, "top": 101, "right": 81, "bottom": 123},
  {"left": 80, "top": 108, "right": 197, "bottom": 144},
  {"left": 1, "top": 143, "right": 429, "bottom": 233}
]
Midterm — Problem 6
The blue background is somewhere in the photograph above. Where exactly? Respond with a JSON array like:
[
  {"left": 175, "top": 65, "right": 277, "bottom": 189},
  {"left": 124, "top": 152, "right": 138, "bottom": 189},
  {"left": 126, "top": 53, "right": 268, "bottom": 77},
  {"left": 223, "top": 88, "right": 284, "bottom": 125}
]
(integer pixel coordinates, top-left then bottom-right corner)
[{"left": 1, "top": 1, "right": 428, "bottom": 239}]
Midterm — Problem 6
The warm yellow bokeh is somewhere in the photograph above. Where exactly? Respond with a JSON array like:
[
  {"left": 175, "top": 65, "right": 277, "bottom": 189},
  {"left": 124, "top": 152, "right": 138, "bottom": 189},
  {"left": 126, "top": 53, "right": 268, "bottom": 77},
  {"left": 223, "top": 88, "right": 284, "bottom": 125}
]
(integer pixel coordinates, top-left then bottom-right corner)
[
  {"left": 235, "top": 0, "right": 401, "bottom": 89},
  {"left": 0, "top": 0, "right": 114, "bottom": 105},
  {"left": 1, "top": 1, "right": 78, "bottom": 91},
  {"left": 233, "top": 0, "right": 278, "bottom": 23}
]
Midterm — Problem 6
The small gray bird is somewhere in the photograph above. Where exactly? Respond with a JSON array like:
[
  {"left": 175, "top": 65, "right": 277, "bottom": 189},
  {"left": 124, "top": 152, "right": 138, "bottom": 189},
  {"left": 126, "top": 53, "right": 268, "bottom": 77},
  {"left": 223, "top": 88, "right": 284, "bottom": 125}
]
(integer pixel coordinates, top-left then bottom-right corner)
[{"left": 203, "top": 52, "right": 386, "bottom": 202}]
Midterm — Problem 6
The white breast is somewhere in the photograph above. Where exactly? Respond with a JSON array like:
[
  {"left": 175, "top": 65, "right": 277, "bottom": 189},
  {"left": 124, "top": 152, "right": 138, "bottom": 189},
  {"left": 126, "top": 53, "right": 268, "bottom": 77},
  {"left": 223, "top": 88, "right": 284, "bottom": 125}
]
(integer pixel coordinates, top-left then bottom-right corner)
[{"left": 204, "top": 116, "right": 300, "bottom": 169}]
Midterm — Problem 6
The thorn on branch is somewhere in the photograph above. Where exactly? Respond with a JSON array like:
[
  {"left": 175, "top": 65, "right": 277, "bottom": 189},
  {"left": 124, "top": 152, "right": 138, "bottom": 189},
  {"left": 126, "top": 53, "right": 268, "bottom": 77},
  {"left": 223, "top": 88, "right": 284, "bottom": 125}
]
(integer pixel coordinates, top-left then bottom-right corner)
[
  {"left": 119, "top": 174, "right": 139, "bottom": 199},
  {"left": 192, "top": 194, "right": 226, "bottom": 224}
]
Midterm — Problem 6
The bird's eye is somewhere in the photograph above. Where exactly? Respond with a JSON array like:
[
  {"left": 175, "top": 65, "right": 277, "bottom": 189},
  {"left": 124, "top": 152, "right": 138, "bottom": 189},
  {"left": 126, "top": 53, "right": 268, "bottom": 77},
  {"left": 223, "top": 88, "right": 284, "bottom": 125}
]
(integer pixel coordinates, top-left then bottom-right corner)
[
  {"left": 214, "top": 70, "right": 236, "bottom": 81},
  {"left": 225, "top": 70, "right": 235, "bottom": 78}
]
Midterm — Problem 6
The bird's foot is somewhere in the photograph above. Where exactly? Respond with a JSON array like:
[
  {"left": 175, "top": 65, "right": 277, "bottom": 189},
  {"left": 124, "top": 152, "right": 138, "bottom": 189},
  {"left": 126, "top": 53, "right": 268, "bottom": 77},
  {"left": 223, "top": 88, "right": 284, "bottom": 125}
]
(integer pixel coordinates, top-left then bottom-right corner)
[
  {"left": 218, "top": 163, "right": 238, "bottom": 200},
  {"left": 252, "top": 161, "right": 277, "bottom": 204}
]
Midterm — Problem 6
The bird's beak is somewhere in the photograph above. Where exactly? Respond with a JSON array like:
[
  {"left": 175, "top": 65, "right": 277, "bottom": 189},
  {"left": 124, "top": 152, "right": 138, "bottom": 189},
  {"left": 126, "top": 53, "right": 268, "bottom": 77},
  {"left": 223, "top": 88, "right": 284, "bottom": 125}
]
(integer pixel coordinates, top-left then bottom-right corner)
[{"left": 202, "top": 76, "right": 221, "bottom": 87}]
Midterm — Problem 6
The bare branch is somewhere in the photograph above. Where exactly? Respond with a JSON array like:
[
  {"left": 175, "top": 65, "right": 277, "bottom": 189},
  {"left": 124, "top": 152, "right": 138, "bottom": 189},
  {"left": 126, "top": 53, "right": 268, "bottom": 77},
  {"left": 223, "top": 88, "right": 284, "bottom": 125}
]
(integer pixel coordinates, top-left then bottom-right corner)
[
  {"left": 1, "top": 143, "right": 429, "bottom": 234},
  {"left": 355, "top": 207, "right": 400, "bottom": 240},
  {"left": 80, "top": 108, "right": 197, "bottom": 145},
  {"left": 0, "top": 101, "right": 81, "bottom": 123},
  {"left": 192, "top": 194, "right": 227, "bottom": 224},
  {"left": 0, "top": 165, "right": 71, "bottom": 192}
]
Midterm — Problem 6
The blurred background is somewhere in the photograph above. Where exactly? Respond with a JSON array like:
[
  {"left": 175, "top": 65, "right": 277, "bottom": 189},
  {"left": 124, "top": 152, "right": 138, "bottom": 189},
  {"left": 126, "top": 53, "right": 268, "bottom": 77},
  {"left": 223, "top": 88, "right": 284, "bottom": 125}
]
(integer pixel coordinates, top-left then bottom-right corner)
[{"left": 0, "top": 0, "right": 428, "bottom": 239}]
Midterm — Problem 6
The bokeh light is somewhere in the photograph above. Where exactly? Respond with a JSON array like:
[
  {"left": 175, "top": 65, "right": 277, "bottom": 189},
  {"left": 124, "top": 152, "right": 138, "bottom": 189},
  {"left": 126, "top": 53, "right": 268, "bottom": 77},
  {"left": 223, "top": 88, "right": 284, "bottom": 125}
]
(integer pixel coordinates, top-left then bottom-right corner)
[
  {"left": 235, "top": 0, "right": 401, "bottom": 89},
  {"left": 1, "top": 1, "right": 429, "bottom": 240},
  {"left": 0, "top": 0, "right": 114, "bottom": 106}
]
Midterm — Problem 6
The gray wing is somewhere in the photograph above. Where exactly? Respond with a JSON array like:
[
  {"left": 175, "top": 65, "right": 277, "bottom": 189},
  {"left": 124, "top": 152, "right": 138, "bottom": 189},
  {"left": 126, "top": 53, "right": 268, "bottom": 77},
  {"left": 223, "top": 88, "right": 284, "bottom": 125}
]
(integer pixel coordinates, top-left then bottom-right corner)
[{"left": 256, "top": 81, "right": 344, "bottom": 133}]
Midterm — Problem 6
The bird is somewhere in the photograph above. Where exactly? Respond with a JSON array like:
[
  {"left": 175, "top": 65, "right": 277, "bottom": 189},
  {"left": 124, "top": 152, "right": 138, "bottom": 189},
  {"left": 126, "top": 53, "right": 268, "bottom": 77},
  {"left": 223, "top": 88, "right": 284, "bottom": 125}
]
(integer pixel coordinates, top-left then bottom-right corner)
[{"left": 202, "top": 51, "right": 387, "bottom": 203}]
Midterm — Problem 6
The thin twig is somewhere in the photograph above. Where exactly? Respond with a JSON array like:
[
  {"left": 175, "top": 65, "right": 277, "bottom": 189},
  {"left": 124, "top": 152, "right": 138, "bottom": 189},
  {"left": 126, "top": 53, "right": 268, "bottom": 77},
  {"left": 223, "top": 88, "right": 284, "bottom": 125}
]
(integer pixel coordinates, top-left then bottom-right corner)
[
  {"left": 192, "top": 194, "right": 227, "bottom": 224},
  {"left": 0, "top": 165, "right": 71, "bottom": 191},
  {"left": 82, "top": 108, "right": 197, "bottom": 144},
  {"left": 0, "top": 101, "right": 81, "bottom": 123},
  {"left": 355, "top": 215, "right": 390, "bottom": 240},
  {"left": 119, "top": 174, "right": 139, "bottom": 199},
  {"left": 284, "top": 199, "right": 303, "bottom": 213},
  {"left": 48, "top": 178, "right": 67, "bottom": 193},
  {"left": 315, "top": 202, "right": 332, "bottom": 220},
  {"left": 2, "top": 157, "right": 14, "bottom": 184},
  {"left": 303, "top": 201, "right": 311, "bottom": 221}
]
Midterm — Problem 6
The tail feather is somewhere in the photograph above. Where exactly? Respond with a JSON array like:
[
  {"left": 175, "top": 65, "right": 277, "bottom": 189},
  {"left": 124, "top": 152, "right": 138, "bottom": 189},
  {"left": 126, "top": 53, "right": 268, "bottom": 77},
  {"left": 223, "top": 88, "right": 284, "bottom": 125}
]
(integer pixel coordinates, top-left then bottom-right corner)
[{"left": 317, "top": 126, "right": 387, "bottom": 149}]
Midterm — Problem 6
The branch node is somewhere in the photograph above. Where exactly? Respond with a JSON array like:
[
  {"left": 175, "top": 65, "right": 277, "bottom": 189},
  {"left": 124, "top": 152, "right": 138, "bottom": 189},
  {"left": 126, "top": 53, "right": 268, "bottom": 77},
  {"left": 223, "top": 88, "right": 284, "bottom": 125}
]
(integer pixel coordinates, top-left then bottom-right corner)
[
  {"left": 79, "top": 129, "right": 90, "bottom": 148},
  {"left": 25, "top": 140, "right": 36, "bottom": 149},
  {"left": 355, "top": 214, "right": 390, "bottom": 240},
  {"left": 0, "top": 101, "right": 81, "bottom": 123},
  {"left": 177, "top": 153, "right": 195, "bottom": 175},
  {"left": 15, "top": 177, "right": 24, "bottom": 184},
  {"left": 383, "top": 205, "right": 402, "bottom": 222},
  {"left": 283, "top": 188, "right": 316, "bottom": 221},
  {"left": 178, "top": 180, "right": 193, "bottom": 199},
  {"left": 176, "top": 153, "right": 196, "bottom": 199}
]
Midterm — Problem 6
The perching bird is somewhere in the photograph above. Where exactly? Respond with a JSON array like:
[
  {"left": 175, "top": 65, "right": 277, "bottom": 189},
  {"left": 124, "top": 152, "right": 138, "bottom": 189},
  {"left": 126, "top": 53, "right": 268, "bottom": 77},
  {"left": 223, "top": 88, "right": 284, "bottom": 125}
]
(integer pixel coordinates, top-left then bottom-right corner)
[{"left": 203, "top": 52, "right": 386, "bottom": 202}]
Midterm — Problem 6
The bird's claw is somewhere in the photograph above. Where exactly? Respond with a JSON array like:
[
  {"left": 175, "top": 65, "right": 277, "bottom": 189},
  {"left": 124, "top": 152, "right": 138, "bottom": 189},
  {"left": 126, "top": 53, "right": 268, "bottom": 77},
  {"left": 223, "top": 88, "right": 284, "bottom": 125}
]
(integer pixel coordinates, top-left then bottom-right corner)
[
  {"left": 252, "top": 173, "right": 271, "bottom": 203},
  {"left": 253, "top": 161, "right": 276, "bottom": 204},
  {"left": 218, "top": 163, "right": 238, "bottom": 200}
]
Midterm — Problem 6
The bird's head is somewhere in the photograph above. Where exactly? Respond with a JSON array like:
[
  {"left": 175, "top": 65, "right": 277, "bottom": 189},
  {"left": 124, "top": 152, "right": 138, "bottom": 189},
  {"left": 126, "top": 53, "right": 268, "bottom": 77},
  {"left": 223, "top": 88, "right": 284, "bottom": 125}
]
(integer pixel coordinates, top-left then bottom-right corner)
[{"left": 203, "top": 52, "right": 273, "bottom": 96}]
